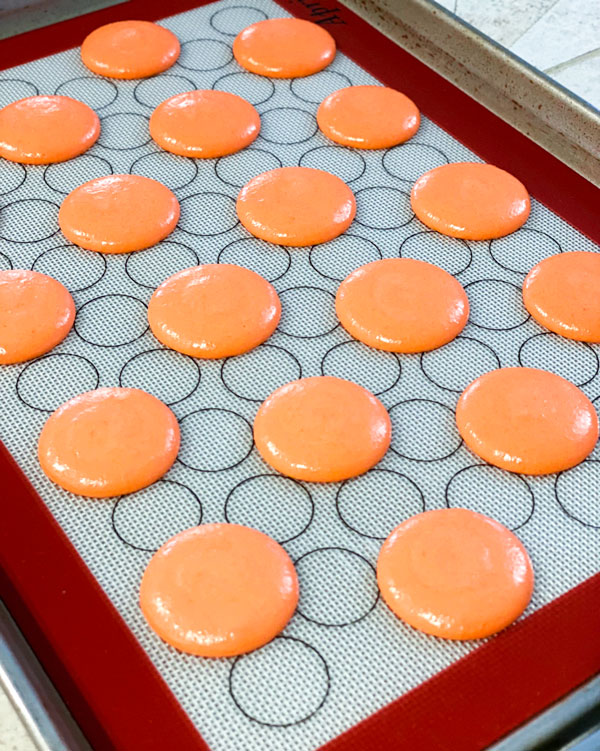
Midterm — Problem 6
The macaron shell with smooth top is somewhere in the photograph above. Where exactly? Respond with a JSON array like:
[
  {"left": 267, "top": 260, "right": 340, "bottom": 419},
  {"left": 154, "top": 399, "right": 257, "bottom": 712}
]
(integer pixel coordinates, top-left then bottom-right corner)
[
  {"left": 233, "top": 18, "right": 335, "bottom": 78},
  {"left": 523, "top": 251, "right": 600, "bottom": 342},
  {"left": 148, "top": 264, "right": 281, "bottom": 358},
  {"left": 317, "top": 85, "right": 420, "bottom": 149},
  {"left": 139, "top": 523, "right": 299, "bottom": 657},
  {"left": 149, "top": 89, "right": 260, "bottom": 158},
  {"left": 0, "top": 270, "right": 75, "bottom": 364},
  {"left": 58, "top": 174, "right": 180, "bottom": 253},
  {"left": 455, "top": 367, "right": 598, "bottom": 475},
  {"left": 81, "top": 20, "right": 180, "bottom": 79},
  {"left": 253, "top": 375, "right": 392, "bottom": 482},
  {"left": 377, "top": 508, "right": 534, "bottom": 640},
  {"left": 236, "top": 167, "right": 356, "bottom": 246},
  {"left": 0, "top": 95, "right": 100, "bottom": 164},
  {"left": 411, "top": 162, "right": 530, "bottom": 240},
  {"left": 335, "top": 258, "right": 469, "bottom": 353},
  {"left": 38, "top": 387, "right": 180, "bottom": 498}
]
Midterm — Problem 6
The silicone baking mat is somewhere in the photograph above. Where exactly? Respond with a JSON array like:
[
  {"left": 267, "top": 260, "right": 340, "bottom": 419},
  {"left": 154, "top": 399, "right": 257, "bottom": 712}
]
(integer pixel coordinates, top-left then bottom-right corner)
[{"left": 0, "top": 2, "right": 599, "bottom": 750}]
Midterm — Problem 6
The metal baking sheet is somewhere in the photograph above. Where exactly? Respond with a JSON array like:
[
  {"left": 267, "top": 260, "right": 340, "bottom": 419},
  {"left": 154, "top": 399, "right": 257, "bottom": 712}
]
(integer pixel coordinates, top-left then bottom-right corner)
[
  {"left": 0, "top": 2, "right": 599, "bottom": 749},
  {"left": 339, "top": 0, "right": 600, "bottom": 186}
]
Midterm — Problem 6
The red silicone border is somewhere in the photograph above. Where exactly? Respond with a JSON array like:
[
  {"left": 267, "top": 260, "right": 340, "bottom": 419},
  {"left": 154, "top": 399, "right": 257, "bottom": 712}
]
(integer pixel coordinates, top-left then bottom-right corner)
[
  {"left": 322, "top": 573, "right": 600, "bottom": 751},
  {"left": 1, "top": 1, "right": 599, "bottom": 750}
]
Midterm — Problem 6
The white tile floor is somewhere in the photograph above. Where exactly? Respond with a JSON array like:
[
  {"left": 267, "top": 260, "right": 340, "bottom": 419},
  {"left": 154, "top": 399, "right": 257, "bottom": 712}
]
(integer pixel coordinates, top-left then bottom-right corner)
[
  {"left": 510, "top": 0, "right": 599, "bottom": 72},
  {"left": 0, "top": 691, "right": 35, "bottom": 751},
  {"left": 442, "top": 0, "right": 600, "bottom": 109},
  {"left": 0, "top": 1, "right": 598, "bottom": 749}
]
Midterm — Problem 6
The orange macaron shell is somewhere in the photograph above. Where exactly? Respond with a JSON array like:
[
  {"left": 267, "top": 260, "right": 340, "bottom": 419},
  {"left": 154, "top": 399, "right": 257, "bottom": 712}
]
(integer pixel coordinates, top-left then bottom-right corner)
[
  {"left": 0, "top": 95, "right": 100, "bottom": 164},
  {"left": 149, "top": 90, "right": 260, "bottom": 158},
  {"left": 253, "top": 376, "right": 392, "bottom": 482},
  {"left": 139, "top": 523, "right": 299, "bottom": 657},
  {"left": 411, "top": 162, "right": 530, "bottom": 240},
  {"left": 148, "top": 264, "right": 281, "bottom": 358},
  {"left": 81, "top": 20, "right": 180, "bottom": 79},
  {"left": 38, "top": 387, "right": 180, "bottom": 497},
  {"left": 456, "top": 367, "right": 598, "bottom": 475},
  {"left": 335, "top": 258, "right": 469, "bottom": 353},
  {"left": 0, "top": 270, "right": 75, "bottom": 364},
  {"left": 233, "top": 18, "right": 335, "bottom": 78},
  {"left": 317, "top": 85, "right": 420, "bottom": 149},
  {"left": 377, "top": 508, "right": 534, "bottom": 640},
  {"left": 523, "top": 251, "right": 600, "bottom": 342},
  {"left": 237, "top": 167, "right": 356, "bottom": 246},
  {"left": 58, "top": 174, "right": 180, "bottom": 253}
]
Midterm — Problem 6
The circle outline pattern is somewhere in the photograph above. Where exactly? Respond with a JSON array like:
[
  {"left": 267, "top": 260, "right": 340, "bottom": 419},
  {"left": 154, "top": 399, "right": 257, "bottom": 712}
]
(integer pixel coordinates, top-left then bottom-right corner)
[
  {"left": 111, "top": 479, "right": 203, "bottom": 552},
  {"left": 220, "top": 344, "right": 303, "bottom": 403},
  {"left": 118, "top": 347, "right": 202, "bottom": 406},
  {"left": 224, "top": 473, "right": 314, "bottom": 544},
  {"left": 445, "top": 463, "right": 536, "bottom": 531},
  {"left": 555, "top": 460, "right": 600, "bottom": 529},
  {"left": 176, "top": 407, "right": 254, "bottom": 472},
  {"left": 73, "top": 294, "right": 149, "bottom": 348},
  {"left": 336, "top": 468, "right": 426, "bottom": 540},
  {"left": 320, "top": 340, "right": 401, "bottom": 397},
  {"left": 517, "top": 332, "right": 600, "bottom": 388},
  {"left": 228, "top": 636, "right": 331, "bottom": 727},
  {"left": 388, "top": 398, "right": 463, "bottom": 462},
  {"left": 16, "top": 353, "right": 100, "bottom": 413},
  {"left": 31, "top": 243, "right": 108, "bottom": 292},
  {"left": 294, "top": 546, "right": 379, "bottom": 627}
]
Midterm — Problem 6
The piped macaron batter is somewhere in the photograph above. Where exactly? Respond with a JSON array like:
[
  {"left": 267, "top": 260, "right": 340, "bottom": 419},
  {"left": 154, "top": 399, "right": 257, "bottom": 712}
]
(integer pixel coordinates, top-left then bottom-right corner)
[
  {"left": 253, "top": 375, "right": 391, "bottom": 482},
  {"left": 38, "top": 387, "right": 180, "bottom": 498},
  {"left": 0, "top": 95, "right": 99, "bottom": 164},
  {"left": 335, "top": 258, "right": 469, "bottom": 353},
  {"left": 317, "top": 85, "right": 420, "bottom": 149},
  {"left": 411, "top": 162, "right": 530, "bottom": 240},
  {"left": 58, "top": 174, "right": 180, "bottom": 253},
  {"left": 139, "top": 523, "right": 298, "bottom": 657},
  {"left": 0, "top": 270, "right": 75, "bottom": 364},
  {"left": 233, "top": 18, "right": 335, "bottom": 78},
  {"left": 456, "top": 367, "right": 598, "bottom": 475},
  {"left": 377, "top": 508, "right": 534, "bottom": 640},
  {"left": 81, "top": 20, "right": 180, "bottom": 79},
  {"left": 148, "top": 264, "right": 281, "bottom": 358},
  {"left": 237, "top": 167, "right": 356, "bottom": 246},
  {"left": 523, "top": 251, "right": 600, "bottom": 342},
  {"left": 150, "top": 90, "right": 260, "bottom": 158}
]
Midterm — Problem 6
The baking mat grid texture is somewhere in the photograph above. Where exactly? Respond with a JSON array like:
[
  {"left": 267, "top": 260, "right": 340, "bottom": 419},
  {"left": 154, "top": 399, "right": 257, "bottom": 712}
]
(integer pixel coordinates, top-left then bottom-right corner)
[{"left": 1, "top": 2, "right": 600, "bottom": 749}]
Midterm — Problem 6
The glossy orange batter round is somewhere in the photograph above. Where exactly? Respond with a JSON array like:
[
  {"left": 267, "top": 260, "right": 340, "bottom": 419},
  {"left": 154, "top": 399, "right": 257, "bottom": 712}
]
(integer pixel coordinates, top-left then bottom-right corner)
[
  {"left": 335, "top": 258, "right": 469, "bottom": 353},
  {"left": 411, "top": 162, "right": 530, "bottom": 240},
  {"left": 317, "top": 85, "right": 420, "bottom": 149},
  {"left": 456, "top": 367, "right": 598, "bottom": 475},
  {"left": 523, "top": 251, "right": 600, "bottom": 342},
  {"left": 58, "top": 174, "right": 180, "bottom": 253},
  {"left": 0, "top": 270, "right": 75, "bottom": 364},
  {"left": 150, "top": 90, "right": 260, "bottom": 158},
  {"left": 38, "top": 387, "right": 180, "bottom": 498},
  {"left": 148, "top": 264, "right": 281, "bottom": 358},
  {"left": 254, "top": 376, "right": 391, "bottom": 482},
  {"left": 140, "top": 523, "right": 298, "bottom": 657},
  {"left": 81, "top": 20, "right": 180, "bottom": 79},
  {"left": 233, "top": 18, "right": 335, "bottom": 78},
  {"left": 377, "top": 508, "right": 534, "bottom": 640},
  {"left": 237, "top": 167, "right": 356, "bottom": 246},
  {"left": 0, "top": 95, "right": 99, "bottom": 164}
]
